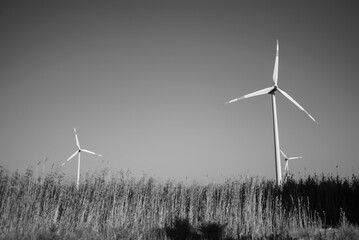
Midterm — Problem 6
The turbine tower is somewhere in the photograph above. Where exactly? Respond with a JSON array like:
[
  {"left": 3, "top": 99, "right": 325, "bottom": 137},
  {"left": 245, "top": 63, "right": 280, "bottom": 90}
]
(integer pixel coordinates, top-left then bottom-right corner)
[
  {"left": 226, "top": 41, "right": 318, "bottom": 186},
  {"left": 61, "top": 128, "right": 102, "bottom": 189}
]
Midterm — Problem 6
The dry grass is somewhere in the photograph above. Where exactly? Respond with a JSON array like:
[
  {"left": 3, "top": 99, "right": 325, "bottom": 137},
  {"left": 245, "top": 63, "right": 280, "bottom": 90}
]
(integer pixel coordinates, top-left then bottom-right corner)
[{"left": 0, "top": 166, "right": 358, "bottom": 239}]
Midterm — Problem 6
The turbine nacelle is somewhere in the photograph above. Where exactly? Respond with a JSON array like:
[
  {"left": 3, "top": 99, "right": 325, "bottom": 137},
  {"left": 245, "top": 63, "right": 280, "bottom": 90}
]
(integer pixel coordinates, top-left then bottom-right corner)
[{"left": 268, "top": 85, "right": 278, "bottom": 95}]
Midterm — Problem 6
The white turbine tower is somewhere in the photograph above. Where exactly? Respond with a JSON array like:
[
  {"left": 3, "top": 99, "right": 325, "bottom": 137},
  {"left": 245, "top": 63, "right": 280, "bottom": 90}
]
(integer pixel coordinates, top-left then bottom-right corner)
[
  {"left": 226, "top": 41, "right": 318, "bottom": 186},
  {"left": 61, "top": 128, "right": 102, "bottom": 189},
  {"left": 280, "top": 149, "right": 303, "bottom": 180}
]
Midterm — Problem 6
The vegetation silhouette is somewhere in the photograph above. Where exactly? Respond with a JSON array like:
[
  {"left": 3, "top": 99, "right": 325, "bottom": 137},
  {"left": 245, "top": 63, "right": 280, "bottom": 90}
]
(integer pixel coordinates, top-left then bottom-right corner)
[{"left": 0, "top": 166, "right": 359, "bottom": 239}]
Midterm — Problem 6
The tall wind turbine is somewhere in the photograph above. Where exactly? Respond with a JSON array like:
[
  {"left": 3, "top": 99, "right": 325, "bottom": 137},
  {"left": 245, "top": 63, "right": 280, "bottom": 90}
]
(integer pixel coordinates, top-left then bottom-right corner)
[
  {"left": 280, "top": 149, "right": 302, "bottom": 177},
  {"left": 226, "top": 41, "right": 318, "bottom": 185},
  {"left": 61, "top": 128, "right": 102, "bottom": 189}
]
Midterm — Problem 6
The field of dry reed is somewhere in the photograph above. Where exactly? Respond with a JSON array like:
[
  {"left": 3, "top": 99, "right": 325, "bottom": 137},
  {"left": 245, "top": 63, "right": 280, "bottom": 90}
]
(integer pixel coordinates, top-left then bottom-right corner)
[{"left": 0, "top": 166, "right": 358, "bottom": 239}]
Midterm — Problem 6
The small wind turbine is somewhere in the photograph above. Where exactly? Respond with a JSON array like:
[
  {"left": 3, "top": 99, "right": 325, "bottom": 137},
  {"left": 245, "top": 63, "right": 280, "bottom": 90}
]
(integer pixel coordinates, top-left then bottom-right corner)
[
  {"left": 61, "top": 128, "right": 102, "bottom": 189},
  {"left": 226, "top": 41, "right": 318, "bottom": 186},
  {"left": 280, "top": 149, "right": 302, "bottom": 178}
]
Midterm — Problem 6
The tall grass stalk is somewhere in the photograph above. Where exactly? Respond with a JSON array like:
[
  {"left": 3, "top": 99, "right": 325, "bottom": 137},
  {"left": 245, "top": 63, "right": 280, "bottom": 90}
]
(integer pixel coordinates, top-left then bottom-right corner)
[{"left": 0, "top": 166, "right": 358, "bottom": 239}]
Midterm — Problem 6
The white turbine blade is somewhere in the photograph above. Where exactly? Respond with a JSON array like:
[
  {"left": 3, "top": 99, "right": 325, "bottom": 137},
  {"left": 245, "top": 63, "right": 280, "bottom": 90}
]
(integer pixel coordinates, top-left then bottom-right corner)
[
  {"left": 284, "top": 160, "right": 289, "bottom": 172},
  {"left": 226, "top": 87, "right": 273, "bottom": 104},
  {"left": 273, "top": 40, "right": 279, "bottom": 86},
  {"left": 287, "top": 156, "right": 303, "bottom": 160},
  {"left": 74, "top": 128, "right": 81, "bottom": 149},
  {"left": 278, "top": 88, "right": 319, "bottom": 125},
  {"left": 82, "top": 149, "right": 102, "bottom": 157},
  {"left": 67, "top": 151, "right": 79, "bottom": 162},
  {"left": 280, "top": 149, "right": 288, "bottom": 160}
]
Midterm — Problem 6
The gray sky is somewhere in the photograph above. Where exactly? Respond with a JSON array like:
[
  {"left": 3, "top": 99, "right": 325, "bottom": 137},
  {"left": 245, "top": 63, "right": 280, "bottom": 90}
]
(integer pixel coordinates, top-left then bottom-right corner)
[{"left": 1, "top": 1, "right": 358, "bottom": 183}]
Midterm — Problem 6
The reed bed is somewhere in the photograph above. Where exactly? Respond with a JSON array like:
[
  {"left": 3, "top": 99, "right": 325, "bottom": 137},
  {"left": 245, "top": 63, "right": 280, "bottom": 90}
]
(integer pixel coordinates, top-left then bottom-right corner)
[{"left": 0, "top": 166, "right": 358, "bottom": 239}]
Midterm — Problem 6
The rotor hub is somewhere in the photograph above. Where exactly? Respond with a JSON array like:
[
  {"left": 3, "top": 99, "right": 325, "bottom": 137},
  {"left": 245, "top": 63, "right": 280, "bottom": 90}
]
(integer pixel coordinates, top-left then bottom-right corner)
[{"left": 269, "top": 86, "right": 278, "bottom": 94}]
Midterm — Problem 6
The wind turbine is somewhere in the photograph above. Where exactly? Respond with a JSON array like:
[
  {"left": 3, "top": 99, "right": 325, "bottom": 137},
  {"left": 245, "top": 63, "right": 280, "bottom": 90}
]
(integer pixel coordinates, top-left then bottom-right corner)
[
  {"left": 226, "top": 41, "right": 318, "bottom": 186},
  {"left": 61, "top": 128, "right": 102, "bottom": 189},
  {"left": 280, "top": 149, "right": 302, "bottom": 179}
]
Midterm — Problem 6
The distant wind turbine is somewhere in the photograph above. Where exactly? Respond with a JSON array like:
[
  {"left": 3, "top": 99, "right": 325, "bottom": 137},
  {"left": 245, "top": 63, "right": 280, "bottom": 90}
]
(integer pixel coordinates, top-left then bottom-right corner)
[
  {"left": 280, "top": 149, "right": 302, "bottom": 176},
  {"left": 226, "top": 41, "right": 318, "bottom": 186},
  {"left": 61, "top": 128, "right": 102, "bottom": 189}
]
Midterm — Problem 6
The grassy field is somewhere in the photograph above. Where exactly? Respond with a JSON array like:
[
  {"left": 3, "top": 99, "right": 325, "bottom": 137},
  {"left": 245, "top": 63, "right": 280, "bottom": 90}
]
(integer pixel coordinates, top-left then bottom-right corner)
[{"left": 0, "top": 166, "right": 358, "bottom": 239}]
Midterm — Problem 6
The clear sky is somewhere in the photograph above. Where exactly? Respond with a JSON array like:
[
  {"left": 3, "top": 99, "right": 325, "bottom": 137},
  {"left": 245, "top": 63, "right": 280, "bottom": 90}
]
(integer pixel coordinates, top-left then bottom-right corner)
[{"left": 1, "top": 1, "right": 358, "bottom": 183}]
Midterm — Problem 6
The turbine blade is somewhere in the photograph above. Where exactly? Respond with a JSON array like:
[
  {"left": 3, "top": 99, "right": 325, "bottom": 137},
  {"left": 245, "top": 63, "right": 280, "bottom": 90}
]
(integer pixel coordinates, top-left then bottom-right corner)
[
  {"left": 288, "top": 156, "right": 303, "bottom": 160},
  {"left": 226, "top": 87, "right": 273, "bottom": 104},
  {"left": 82, "top": 149, "right": 102, "bottom": 157},
  {"left": 74, "top": 128, "right": 81, "bottom": 149},
  {"left": 278, "top": 88, "right": 319, "bottom": 125},
  {"left": 284, "top": 160, "right": 289, "bottom": 172},
  {"left": 273, "top": 40, "right": 279, "bottom": 85},
  {"left": 280, "top": 149, "right": 288, "bottom": 159},
  {"left": 67, "top": 151, "right": 78, "bottom": 162}
]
